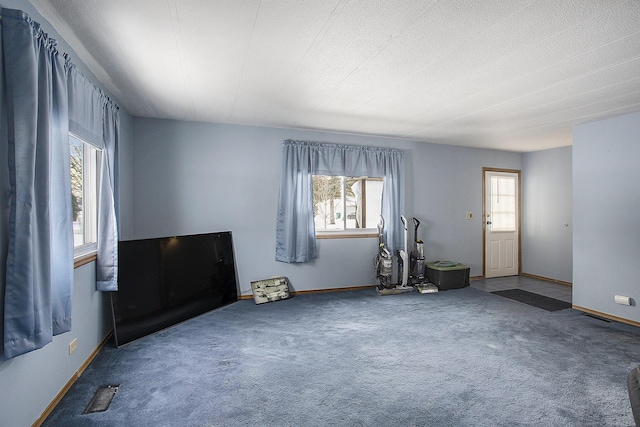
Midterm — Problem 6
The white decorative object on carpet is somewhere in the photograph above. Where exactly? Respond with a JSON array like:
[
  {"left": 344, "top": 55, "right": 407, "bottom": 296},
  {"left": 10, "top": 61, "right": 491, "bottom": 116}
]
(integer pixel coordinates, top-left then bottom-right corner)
[{"left": 251, "top": 277, "right": 290, "bottom": 305}]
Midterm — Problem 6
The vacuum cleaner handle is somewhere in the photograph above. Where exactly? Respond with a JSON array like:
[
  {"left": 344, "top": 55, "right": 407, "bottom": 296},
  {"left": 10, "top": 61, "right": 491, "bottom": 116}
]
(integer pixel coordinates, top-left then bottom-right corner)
[
  {"left": 413, "top": 217, "right": 420, "bottom": 242},
  {"left": 377, "top": 215, "right": 385, "bottom": 246},
  {"left": 400, "top": 215, "right": 408, "bottom": 255}
]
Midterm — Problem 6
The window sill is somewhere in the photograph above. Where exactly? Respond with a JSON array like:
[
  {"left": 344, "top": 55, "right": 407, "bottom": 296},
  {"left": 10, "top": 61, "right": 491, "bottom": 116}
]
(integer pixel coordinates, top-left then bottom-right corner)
[
  {"left": 74, "top": 252, "right": 97, "bottom": 269},
  {"left": 316, "top": 231, "right": 378, "bottom": 239}
]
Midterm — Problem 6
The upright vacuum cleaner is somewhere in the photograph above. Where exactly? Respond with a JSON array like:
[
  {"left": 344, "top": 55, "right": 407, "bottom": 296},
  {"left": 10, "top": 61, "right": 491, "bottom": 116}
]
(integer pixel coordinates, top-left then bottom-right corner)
[
  {"left": 374, "top": 216, "right": 393, "bottom": 291},
  {"left": 396, "top": 215, "right": 411, "bottom": 290},
  {"left": 375, "top": 216, "right": 413, "bottom": 295},
  {"left": 410, "top": 217, "right": 438, "bottom": 293},
  {"left": 409, "top": 217, "right": 426, "bottom": 284}
]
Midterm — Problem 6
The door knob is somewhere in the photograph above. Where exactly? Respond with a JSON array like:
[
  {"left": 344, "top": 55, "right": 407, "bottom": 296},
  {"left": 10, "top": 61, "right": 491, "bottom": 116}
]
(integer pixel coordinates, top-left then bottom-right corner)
[{"left": 486, "top": 221, "right": 492, "bottom": 225}]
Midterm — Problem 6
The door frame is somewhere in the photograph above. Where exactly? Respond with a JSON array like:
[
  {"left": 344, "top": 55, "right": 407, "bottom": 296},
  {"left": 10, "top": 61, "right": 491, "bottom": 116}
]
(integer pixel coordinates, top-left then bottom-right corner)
[{"left": 482, "top": 167, "right": 522, "bottom": 278}]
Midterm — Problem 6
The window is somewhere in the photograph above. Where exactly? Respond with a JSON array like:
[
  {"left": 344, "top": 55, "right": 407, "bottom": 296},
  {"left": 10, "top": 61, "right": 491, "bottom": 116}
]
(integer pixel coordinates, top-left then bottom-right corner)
[
  {"left": 70, "top": 134, "right": 102, "bottom": 257},
  {"left": 312, "top": 175, "right": 382, "bottom": 234},
  {"left": 275, "top": 140, "right": 403, "bottom": 263},
  {"left": 489, "top": 175, "right": 517, "bottom": 232}
]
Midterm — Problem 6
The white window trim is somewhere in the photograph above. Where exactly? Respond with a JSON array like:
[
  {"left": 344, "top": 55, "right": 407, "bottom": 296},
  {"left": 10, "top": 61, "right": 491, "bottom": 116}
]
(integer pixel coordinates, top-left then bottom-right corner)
[
  {"left": 74, "top": 242, "right": 98, "bottom": 260},
  {"left": 313, "top": 175, "right": 381, "bottom": 238},
  {"left": 70, "top": 133, "right": 101, "bottom": 261},
  {"left": 315, "top": 229, "right": 378, "bottom": 239}
]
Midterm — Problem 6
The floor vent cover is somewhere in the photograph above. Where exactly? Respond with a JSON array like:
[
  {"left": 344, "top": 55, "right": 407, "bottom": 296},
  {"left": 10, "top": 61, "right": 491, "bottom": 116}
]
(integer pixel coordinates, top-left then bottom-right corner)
[{"left": 83, "top": 385, "right": 119, "bottom": 414}]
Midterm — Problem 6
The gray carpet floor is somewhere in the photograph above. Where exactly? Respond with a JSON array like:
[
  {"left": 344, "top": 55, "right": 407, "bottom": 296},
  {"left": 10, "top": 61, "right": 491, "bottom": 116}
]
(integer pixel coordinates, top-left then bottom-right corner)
[{"left": 44, "top": 286, "right": 639, "bottom": 426}]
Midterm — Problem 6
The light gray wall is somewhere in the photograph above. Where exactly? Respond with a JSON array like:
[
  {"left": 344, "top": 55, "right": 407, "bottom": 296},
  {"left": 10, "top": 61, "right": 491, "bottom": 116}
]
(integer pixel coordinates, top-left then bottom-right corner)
[
  {"left": 410, "top": 142, "right": 523, "bottom": 275},
  {"left": 573, "top": 111, "right": 640, "bottom": 323},
  {"left": 132, "top": 118, "right": 522, "bottom": 294},
  {"left": 522, "top": 146, "right": 573, "bottom": 283},
  {"left": 0, "top": 264, "right": 112, "bottom": 427},
  {"left": 118, "top": 112, "right": 134, "bottom": 240},
  {"left": 0, "top": 1, "right": 133, "bottom": 426}
]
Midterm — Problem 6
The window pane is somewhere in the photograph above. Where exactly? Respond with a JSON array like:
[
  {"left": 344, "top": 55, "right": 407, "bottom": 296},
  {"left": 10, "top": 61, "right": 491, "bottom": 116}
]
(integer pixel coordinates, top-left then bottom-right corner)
[
  {"left": 363, "top": 179, "right": 382, "bottom": 228},
  {"left": 345, "top": 178, "right": 361, "bottom": 229},
  {"left": 83, "top": 144, "right": 100, "bottom": 245},
  {"left": 490, "top": 176, "right": 517, "bottom": 232},
  {"left": 313, "top": 175, "right": 343, "bottom": 231},
  {"left": 70, "top": 137, "right": 84, "bottom": 247},
  {"left": 345, "top": 178, "right": 383, "bottom": 229},
  {"left": 70, "top": 134, "right": 101, "bottom": 253},
  {"left": 313, "top": 175, "right": 382, "bottom": 233}
]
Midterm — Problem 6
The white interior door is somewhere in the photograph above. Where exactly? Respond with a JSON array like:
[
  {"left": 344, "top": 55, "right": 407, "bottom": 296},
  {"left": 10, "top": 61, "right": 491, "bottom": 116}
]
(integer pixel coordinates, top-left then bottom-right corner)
[{"left": 484, "top": 170, "right": 519, "bottom": 278}]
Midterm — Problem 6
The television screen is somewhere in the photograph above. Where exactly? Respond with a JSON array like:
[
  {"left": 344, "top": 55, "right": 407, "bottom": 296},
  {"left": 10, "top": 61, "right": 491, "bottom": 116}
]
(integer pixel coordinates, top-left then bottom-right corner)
[{"left": 111, "top": 231, "right": 238, "bottom": 346}]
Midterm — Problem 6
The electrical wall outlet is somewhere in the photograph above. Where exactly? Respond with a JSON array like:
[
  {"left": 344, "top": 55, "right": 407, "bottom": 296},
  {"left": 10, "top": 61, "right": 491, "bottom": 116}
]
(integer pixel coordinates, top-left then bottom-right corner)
[
  {"left": 69, "top": 338, "right": 78, "bottom": 355},
  {"left": 614, "top": 295, "right": 632, "bottom": 306}
]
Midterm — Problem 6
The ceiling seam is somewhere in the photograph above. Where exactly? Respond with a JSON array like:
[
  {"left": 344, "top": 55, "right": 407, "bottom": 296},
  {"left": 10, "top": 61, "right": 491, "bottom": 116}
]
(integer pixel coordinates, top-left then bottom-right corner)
[
  {"left": 80, "top": 0, "right": 158, "bottom": 117},
  {"left": 496, "top": 93, "right": 640, "bottom": 138},
  {"left": 401, "top": 50, "right": 640, "bottom": 138},
  {"left": 397, "top": 0, "right": 637, "bottom": 118},
  {"left": 487, "top": 75, "right": 640, "bottom": 125},
  {"left": 346, "top": 0, "right": 540, "bottom": 116},
  {"left": 311, "top": 0, "right": 440, "bottom": 113},
  {"left": 346, "top": 0, "right": 633, "bottom": 133},
  {"left": 391, "top": 2, "right": 640, "bottom": 136},
  {"left": 167, "top": 0, "right": 195, "bottom": 120},
  {"left": 442, "top": 85, "right": 640, "bottom": 138},
  {"left": 228, "top": 0, "right": 262, "bottom": 122},
  {"left": 267, "top": 0, "right": 352, "bottom": 121}
]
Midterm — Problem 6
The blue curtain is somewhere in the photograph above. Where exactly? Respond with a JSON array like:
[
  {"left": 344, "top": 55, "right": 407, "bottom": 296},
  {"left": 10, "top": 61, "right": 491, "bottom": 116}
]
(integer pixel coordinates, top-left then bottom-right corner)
[
  {"left": 1, "top": 8, "right": 121, "bottom": 359},
  {"left": 68, "top": 68, "right": 120, "bottom": 291},
  {"left": 276, "top": 140, "right": 404, "bottom": 263},
  {"left": 2, "top": 8, "right": 73, "bottom": 359},
  {"left": 275, "top": 142, "right": 316, "bottom": 262},
  {"left": 96, "top": 100, "right": 119, "bottom": 291}
]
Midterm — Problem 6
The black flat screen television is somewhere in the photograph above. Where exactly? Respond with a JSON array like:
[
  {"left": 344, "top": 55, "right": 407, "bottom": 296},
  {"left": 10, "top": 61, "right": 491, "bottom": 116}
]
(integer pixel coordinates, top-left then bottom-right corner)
[{"left": 111, "top": 231, "right": 238, "bottom": 346}]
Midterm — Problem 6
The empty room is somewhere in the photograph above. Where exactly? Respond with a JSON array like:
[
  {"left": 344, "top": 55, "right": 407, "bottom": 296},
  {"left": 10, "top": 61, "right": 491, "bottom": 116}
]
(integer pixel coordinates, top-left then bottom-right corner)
[{"left": 1, "top": 1, "right": 640, "bottom": 426}]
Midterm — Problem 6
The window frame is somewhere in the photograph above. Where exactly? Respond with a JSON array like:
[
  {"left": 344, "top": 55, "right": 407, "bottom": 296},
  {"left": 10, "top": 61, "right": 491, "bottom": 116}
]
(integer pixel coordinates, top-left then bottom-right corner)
[
  {"left": 70, "top": 133, "right": 102, "bottom": 264},
  {"left": 489, "top": 175, "right": 518, "bottom": 233},
  {"left": 313, "top": 175, "right": 382, "bottom": 239}
]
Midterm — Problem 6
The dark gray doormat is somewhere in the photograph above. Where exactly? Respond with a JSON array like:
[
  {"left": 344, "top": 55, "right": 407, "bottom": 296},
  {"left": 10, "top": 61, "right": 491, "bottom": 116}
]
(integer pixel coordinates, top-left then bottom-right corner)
[{"left": 491, "top": 289, "right": 571, "bottom": 312}]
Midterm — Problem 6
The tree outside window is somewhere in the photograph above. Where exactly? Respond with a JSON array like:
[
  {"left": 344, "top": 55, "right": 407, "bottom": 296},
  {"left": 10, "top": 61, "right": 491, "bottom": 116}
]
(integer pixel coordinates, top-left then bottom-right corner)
[
  {"left": 70, "top": 134, "right": 101, "bottom": 255},
  {"left": 312, "top": 175, "right": 382, "bottom": 232}
]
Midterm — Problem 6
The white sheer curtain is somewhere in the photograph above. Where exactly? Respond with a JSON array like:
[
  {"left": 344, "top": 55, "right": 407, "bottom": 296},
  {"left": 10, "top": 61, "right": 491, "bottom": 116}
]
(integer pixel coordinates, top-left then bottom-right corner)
[{"left": 276, "top": 140, "right": 404, "bottom": 263}]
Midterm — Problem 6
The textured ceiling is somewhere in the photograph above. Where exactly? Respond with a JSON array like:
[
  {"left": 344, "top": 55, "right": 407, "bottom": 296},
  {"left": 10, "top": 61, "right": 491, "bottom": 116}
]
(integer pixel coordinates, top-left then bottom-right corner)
[{"left": 28, "top": 0, "right": 640, "bottom": 152}]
